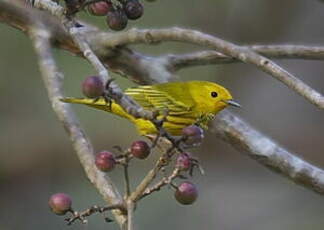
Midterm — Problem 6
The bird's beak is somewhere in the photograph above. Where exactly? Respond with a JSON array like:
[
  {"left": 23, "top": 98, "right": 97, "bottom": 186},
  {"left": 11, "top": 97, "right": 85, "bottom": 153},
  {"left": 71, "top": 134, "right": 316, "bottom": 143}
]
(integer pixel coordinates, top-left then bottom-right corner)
[{"left": 224, "top": 99, "right": 241, "bottom": 108}]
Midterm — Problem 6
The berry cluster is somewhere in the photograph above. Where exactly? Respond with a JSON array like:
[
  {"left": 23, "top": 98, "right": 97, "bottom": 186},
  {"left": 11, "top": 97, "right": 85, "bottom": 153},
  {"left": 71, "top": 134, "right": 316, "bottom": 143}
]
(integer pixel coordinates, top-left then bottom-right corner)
[
  {"left": 49, "top": 138, "right": 199, "bottom": 218},
  {"left": 80, "top": 75, "right": 202, "bottom": 206},
  {"left": 87, "top": 0, "right": 144, "bottom": 31},
  {"left": 48, "top": 76, "right": 203, "bottom": 223}
]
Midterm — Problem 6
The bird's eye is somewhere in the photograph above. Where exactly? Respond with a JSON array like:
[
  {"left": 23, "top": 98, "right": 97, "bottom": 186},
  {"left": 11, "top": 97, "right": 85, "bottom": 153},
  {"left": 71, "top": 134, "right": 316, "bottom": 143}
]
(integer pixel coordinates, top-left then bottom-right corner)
[{"left": 211, "top": 91, "right": 218, "bottom": 98}]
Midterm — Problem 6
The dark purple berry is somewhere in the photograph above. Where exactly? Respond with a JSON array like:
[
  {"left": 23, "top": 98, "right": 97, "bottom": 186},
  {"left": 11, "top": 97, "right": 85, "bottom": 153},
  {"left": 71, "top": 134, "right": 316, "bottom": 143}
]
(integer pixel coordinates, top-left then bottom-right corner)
[
  {"left": 176, "top": 152, "right": 192, "bottom": 171},
  {"left": 182, "top": 125, "right": 204, "bottom": 146},
  {"left": 174, "top": 182, "right": 198, "bottom": 205},
  {"left": 82, "top": 76, "right": 104, "bottom": 98},
  {"left": 88, "top": 1, "right": 113, "bottom": 16},
  {"left": 182, "top": 125, "right": 204, "bottom": 138},
  {"left": 130, "top": 140, "right": 150, "bottom": 159},
  {"left": 106, "top": 9, "right": 128, "bottom": 31},
  {"left": 48, "top": 193, "right": 72, "bottom": 215},
  {"left": 124, "top": 0, "right": 144, "bottom": 20},
  {"left": 95, "top": 151, "right": 116, "bottom": 172}
]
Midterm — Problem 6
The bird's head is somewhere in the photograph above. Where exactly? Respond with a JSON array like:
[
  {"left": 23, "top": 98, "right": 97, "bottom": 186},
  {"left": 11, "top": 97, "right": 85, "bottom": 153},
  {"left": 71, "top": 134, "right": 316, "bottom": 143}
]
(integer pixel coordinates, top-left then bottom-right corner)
[{"left": 189, "top": 81, "right": 240, "bottom": 114}]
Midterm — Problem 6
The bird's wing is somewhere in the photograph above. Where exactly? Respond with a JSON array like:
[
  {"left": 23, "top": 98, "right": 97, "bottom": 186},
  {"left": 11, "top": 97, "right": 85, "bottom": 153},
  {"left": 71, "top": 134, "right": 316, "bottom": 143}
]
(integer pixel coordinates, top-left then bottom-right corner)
[{"left": 125, "top": 85, "right": 194, "bottom": 115}]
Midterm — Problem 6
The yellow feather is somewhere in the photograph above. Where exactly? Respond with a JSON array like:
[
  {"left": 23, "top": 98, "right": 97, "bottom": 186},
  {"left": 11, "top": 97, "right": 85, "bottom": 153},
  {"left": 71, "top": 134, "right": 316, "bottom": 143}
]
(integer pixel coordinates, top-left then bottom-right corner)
[{"left": 60, "top": 81, "right": 236, "bottom": 136}]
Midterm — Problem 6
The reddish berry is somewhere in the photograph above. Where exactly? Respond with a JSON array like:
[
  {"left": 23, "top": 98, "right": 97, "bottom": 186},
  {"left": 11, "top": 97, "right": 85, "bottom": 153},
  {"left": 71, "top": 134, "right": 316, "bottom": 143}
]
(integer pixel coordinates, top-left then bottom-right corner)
[
  {"left": 82, "top": 76, "right": 104, "bottom": 98},
  {"left": 174, "top": 182, "right": 198, "bottom": 205},
  {"left": 106, "top": 9, "right": 128, "bottom": 31},
  {"left": 176, "top": 153, "right": 192, "bottom": 171},
  {"left": 124, "top": 0, "right": 144, "bottom": 20},
  {"left": 130, "top": 140, "right": 150, "bottom": 159},
  {"left": 182, "top": 125, "right": 204, "bottom": 146},
  {"left": 95, "top": 151, "right": 116, "bottom": 172},
  {"left": 48, "top": 193, "right": 72, "bottom": 215},
  {"left": 88, "top": 1, "right": 113, "bottom": 16}
]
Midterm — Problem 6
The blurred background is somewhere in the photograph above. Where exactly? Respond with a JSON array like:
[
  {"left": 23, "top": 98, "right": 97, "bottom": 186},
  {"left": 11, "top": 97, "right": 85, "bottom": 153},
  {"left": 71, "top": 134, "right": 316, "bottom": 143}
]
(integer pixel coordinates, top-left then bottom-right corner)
[{"left": 1, "top": 0, "right": 324, "bottom": 229}]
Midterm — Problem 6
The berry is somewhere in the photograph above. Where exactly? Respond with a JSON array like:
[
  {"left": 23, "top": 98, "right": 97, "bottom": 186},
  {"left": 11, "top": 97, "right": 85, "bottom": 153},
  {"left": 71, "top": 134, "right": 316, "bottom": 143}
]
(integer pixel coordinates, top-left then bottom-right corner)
[
  {"left": 88, "top": 1, "right": 113, "bottom": 16},
  {"left": 174, "top": 182, "right": 198, "bottom": 205},
  {"left": 124, "top": 0, "right": 144, "bottom": 20},
  {"left": 48, "top": 193, "right": 72, "bottom": 215},
  {"left": 95, "top": 151, "right": 116, "bottom": 172},
  {"left": 176, "top": 153, "right": 191, "bottom": 171},
  {"left": 182, "top": 125, "right": 204, "bottom": 146},
  {"left": 82, "top": 76, "right": 104, "bottom": 98},
  {"left": 130, "top": 140, "right": 150, "bottom": 159},
  {"left": 106, "top": 9, "right": 128, "bottom": 31}
]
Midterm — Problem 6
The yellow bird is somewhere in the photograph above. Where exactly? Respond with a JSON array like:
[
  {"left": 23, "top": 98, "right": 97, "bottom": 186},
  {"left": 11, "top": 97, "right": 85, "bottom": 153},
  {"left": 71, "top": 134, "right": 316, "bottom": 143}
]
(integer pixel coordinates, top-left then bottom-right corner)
[{"left": 61, "top": 81, "right": 240, "bottom": 136}]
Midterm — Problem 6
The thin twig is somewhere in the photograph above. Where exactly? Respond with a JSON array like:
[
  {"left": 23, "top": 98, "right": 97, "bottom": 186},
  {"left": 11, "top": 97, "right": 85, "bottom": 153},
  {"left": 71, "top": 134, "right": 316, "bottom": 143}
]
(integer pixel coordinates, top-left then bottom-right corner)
[
  {"left": 123, "top": 154, "right": 131, "bottom": 197},
  {"left": 139, "top": 167, "right": 181, "bottom": 200},
  {"left": 65, "top": 204, "right": 125, "bottom": 225},
  {"left": 129, "top": 136, "right": 179, "bottom": 202},
  {"left": 29, "top": 26, "right": 127, "bottom": 228},
  {"left": 129, "top": 155, "right": 166, "bottom": 202}
]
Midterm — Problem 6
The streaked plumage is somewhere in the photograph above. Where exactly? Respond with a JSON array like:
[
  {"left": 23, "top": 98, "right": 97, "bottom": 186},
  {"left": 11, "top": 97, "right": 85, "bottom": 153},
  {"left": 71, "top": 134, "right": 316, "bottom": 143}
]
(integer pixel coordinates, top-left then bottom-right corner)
[{"left": 61, "top": 81, "right": 238, "bottom": 135}]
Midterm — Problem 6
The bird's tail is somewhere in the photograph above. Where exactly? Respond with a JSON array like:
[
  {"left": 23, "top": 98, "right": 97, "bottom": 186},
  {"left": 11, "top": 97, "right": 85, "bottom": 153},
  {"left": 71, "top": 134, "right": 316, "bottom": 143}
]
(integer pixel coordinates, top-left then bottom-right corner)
[{"left": 60, "top": 97, "right": 133, "bottom": 121}]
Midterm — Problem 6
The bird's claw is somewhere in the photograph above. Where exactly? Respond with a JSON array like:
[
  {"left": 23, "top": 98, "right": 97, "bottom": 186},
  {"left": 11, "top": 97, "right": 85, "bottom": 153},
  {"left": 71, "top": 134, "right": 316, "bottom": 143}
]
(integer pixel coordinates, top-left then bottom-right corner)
[{"left": 102, "top": 78, "right": 116, "bottom": 109}]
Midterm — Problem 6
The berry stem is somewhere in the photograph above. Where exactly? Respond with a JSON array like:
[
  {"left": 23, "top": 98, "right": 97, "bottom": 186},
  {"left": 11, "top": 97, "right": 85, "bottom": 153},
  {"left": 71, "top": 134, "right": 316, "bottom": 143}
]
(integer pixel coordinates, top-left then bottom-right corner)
[
  {"left": 64, "top": 204, "right": 126, "bottom": 225},
  {"left": 123, "top": 151, "right": 131, "bottom": 197},
  {"left": 139, "top": 168, "right": 181, "bottom": 200}
]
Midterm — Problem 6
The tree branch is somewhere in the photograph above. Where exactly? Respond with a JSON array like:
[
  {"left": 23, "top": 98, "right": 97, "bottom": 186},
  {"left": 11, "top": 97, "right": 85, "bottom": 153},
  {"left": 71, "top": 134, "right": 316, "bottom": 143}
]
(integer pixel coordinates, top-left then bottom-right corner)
[
  {"left": 2, "top": 2, "right": 324, "bottom": 85},
  {"left": 29, "top": 26, "right": 127, "bottom": 228},
  {"left": 32, "top": 0, "right": 155, "bottom": 120},
  {"left": 167, "top": 45, "right": 324, "bottom": 70},
  {"left": 126, "top": 200, "right": 134, "bottom": 230},
  {"left": 211, "top": 110, "right": 324, "bottom": 194},
  {"left": 95, "top": 28, "right": 324, "bottom": 109}
]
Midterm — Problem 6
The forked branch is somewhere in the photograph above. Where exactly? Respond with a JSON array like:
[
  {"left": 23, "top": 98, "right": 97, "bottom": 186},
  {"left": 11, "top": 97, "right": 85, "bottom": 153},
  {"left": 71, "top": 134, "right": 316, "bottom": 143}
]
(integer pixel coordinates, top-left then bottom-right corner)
[{"left": 29, "top": 26, "right": 127, "bottom": 228}]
